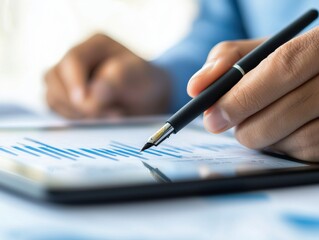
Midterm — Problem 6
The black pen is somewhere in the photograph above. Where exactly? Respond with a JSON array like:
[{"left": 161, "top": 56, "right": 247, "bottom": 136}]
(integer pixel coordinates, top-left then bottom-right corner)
[{"left": 141, "top": 9, "right": 318, "bottom": 152}]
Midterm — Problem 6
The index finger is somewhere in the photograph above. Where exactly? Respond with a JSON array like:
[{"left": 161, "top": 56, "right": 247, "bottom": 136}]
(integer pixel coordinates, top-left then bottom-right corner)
[
  {"left": 56, "top": 34, "right": 123, "bottom": 108},
  {"left": 57, "top": 52, "right": 88, "bottom": 107},
  {"left": 187, "top": 39, "right": 264, "bottom": 98},
  {"left": 205, "top": 27, "right": 319, "bottom": 133}
]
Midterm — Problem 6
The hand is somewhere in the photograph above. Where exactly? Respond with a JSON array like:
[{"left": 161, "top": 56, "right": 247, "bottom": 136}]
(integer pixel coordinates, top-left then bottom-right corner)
[
  {"left": 45, "top": 34, "right": 171, "bottom": 119},
  {"left": 187, "top": 27, "right": 319, "bottom": 161}
]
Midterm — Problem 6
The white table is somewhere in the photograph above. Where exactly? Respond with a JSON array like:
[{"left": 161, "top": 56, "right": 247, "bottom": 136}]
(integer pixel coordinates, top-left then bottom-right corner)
[{"left": 1, "top": 184, "right": 319, "bottom": 240}]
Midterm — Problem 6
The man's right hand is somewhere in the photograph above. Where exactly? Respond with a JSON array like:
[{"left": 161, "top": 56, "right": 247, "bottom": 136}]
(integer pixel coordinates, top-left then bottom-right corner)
[{"left": 45, "top": 34, "right": 171, "bottom": 119}]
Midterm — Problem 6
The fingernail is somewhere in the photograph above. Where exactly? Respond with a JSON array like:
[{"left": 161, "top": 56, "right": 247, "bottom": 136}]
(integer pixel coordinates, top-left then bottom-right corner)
[
  {"left": 71, "top": 88, "right": 84, "bottom": 105},
  {"left": 188, "top": 62, "right": 215, "bottom": 84},
  {"left": 204, "top": 106, "right": 229, "bottom": 133}
]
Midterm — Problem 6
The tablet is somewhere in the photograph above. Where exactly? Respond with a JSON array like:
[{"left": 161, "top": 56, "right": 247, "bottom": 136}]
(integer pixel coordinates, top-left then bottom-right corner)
[{"left": 0, "top": 119, "right": 318, "bottom": 203}]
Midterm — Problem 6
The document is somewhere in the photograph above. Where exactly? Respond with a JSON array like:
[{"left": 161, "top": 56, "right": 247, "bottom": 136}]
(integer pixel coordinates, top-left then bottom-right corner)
[{"left": 0, "top": 121, "right": 306, "bottom": 187}]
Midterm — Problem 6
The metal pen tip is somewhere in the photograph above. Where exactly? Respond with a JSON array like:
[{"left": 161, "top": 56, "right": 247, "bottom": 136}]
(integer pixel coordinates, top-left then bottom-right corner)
[
  {"left": 140, "top": 122, "right": 175, "bottom": 152},
  {"left": 140, "top": 142, "right": 153, "bottom": 152}
]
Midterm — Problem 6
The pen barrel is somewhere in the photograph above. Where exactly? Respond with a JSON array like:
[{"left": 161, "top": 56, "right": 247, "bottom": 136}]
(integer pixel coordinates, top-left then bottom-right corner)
[
  {"left": 168, "top": 68, "right": 243, "bottom": 132},
  {"left": 167, "top": 9, "right": 318, "bottom": 135},
  {"left": 237, "top": 9, "right": 318, "bottom": 73}
]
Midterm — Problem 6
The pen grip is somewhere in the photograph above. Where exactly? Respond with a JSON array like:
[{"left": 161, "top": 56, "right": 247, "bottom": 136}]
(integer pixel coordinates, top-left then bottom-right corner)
[{"left": 168, "top": 67, "right": 243, "bottom": 132}]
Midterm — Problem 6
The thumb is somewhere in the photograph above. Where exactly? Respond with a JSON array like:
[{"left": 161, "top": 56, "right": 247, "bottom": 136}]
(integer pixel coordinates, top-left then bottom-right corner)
[{"left": 187, "top": 39, "right": 264, "bottom": 98}]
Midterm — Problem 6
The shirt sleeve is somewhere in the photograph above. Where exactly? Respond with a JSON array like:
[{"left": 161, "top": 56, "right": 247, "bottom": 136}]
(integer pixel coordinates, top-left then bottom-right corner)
[{"left": 153, "top": 0, "right": 248, "bottom": 113}]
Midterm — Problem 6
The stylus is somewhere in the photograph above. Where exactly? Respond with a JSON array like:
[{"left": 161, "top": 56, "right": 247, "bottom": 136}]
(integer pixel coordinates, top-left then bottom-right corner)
[{"left": 141, "top": 9, "right": 318, "bottom": 152}]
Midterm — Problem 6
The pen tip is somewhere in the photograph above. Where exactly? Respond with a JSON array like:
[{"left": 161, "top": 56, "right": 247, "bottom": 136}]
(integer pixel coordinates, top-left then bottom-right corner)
[{"left": 140, "top": 142, "right": 153, "bottom": 152}]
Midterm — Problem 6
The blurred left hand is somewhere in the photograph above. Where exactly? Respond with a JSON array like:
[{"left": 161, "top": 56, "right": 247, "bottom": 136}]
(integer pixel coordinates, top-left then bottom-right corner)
[{"left": 187, "top": 27, "right": 319, "bottom": 162}]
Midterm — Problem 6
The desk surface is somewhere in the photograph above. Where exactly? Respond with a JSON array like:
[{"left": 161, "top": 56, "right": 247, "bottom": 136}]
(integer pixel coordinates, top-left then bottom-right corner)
[{"left": 1, "top": 184, "right": 319, "bottom": 240}]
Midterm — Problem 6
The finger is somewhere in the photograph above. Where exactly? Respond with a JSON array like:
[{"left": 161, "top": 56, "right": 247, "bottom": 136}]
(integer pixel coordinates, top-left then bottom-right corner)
[
  {"left": 267, "top": 118, "right": 319, "bottom": 162},
  {"left": 204, "top": 27, "right": 319, "bottom": 133},
  {"left": 57, "top": 51, "right": 88, "bottom": 108},
  {"left": 45, "top": 68, "right": 83, "bottom": 118},
  {"left": 49, "top": 100, "right": 81, "bottom": 119},
  {"left": 100, "top": 107, "right": 125, "bottom": 119},
  {"left": 233, "top": 74, "right": 319, "bottom": 149},
  {"left": 57, "top": 34, "right": 126, "bottom": 109},
  {"left": 187, "top": 39, "right": 264, "bottom": 97},
  {"left": 85, "top": 58, "right": 124, "bottom": 117}
]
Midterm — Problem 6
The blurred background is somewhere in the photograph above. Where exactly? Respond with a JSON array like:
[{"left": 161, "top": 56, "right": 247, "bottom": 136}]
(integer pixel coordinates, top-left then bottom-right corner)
[{"left": 0, "top": 0, "right": 197, "bottom": 111}]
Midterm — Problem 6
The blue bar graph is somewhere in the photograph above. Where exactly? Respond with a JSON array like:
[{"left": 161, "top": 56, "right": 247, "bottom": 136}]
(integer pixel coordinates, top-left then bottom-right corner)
[
  {"left": 24, "top": 145, "right": 61, "bottom": 159},
  {"left": 80, "top": 148, "right": 118, "bottom": 161},
  {"left": 25, "top": 138, "right": 79, "bottom": 157},
  {"left": 39, "top": 147, "right": 76, "bottom": 161},
  {"left": 66, "top": 149, "right": 95, "bottom": 159},
  {"left": 13, "top": 146, "right": 40, "bottom": 157},
  {"left": 162, "top": 145, "right": 193, "bottom": 153},
  {"left": 0, "top": 147, "right": 18, "bottom": 156},
  {"left": 0, "top": 138, "right": 196, "bottom": 161}
]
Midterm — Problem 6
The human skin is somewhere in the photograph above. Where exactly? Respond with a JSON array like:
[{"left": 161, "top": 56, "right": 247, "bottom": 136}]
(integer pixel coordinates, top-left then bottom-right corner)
[
  {"left": 45, "top": 34, "right": 171, "bottom": 119},
  {"left": 45, "top": 28, "right": 319, "bottom": 162},
  {"left": 187, "top": 27, "right": 319, "bottom": 162}
]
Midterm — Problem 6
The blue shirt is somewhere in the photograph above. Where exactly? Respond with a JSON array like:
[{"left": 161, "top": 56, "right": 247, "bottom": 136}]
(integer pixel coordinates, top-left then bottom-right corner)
[{"left": 154, "top": 0, "right": 319, "bottom": 112}]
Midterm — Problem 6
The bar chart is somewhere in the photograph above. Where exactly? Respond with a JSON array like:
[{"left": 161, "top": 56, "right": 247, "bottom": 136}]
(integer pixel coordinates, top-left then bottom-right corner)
[
  {"left": 0, "top": 125, "right": 306, "bottom": 181},
  {"left": 0, "top": 138, "right": 187, "bottom": 161}
]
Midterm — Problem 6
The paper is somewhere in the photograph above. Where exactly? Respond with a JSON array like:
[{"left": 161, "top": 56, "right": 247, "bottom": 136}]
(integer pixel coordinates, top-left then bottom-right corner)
[{"left": 0, "top": 122, "right": 306, "bottom": 187}]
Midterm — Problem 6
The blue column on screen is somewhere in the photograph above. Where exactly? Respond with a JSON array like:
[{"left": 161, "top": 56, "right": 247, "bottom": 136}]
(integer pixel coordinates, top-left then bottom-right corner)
[
  {"left": 146, "top": 149, "right": 182, "bottom": 158},
  {"left": 162, "top": 148, "right": 179, "bottom": 153},
  {"left": 99, "top": 148, "right": 128, "bottom": 157},
  {"left": 13, "top": 146, "right": 40, "bottom": 157},
  {"left": 80, "top": 148, "right": 118, "bottom": 161},
  {"left": 109, "top": 145, "right": 148, "bottom": 160},
  {"left": 108, "top": 149, "right": 131, "bottom": 157},
  {"left": 66, "top": 149, "right": 95, "bottom": 159},
  {"left": 95, "top": 149, "right": 116, "bottom": 156},
  {"left": 93, "top": 149, "right": 119, "bottom": 159},
  {"left": 24, "top": 146, "right": 60, "bottom": 159},
  {"left": 100, "top": 149, "right": 129, "bottom": 158},
  {"left": 170, "top": 146, "right": 193, "bottom": 153},
  {"left": 39, "top": 147, "right": 76, "bottom": 161},
  {"left": 142, "top": 150, "right": 162, "bottom": 156},
  {"left": 0, "top": 147, "right": 18, "bottom": 156},
  {"left": 25, "top": 138, "right": 79, "bottom": 158},
  {"left": 111, "top": 141, "right": 141, "bottom": 151}
]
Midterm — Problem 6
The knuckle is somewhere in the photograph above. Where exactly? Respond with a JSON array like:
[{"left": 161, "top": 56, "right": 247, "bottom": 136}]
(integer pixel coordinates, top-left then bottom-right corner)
[
  {"left": 270, "top": 44, "right": 300, "bottom": 81},
  {"left": 64, "top": 48, "right": 78, "bottom": 61},
  {"left": 269, "top": 31, "right": 315, "bottom": 84},
  {"left": 91, "top": 33, "right": 107, "bottom": 41},
  {"left": 215, "top": 41, "right": 237, "bottom": 50},
  {"left": 210, "top": 41, "right": 240, "bottom": 58},
  {"left": 304, "top": 26, "right": 319, "bottom": 52}
]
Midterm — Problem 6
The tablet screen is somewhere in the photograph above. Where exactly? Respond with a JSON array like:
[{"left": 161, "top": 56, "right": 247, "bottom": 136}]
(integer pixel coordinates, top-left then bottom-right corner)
[{"left": 0, "top": 121, "right": 310, "bottom": 191}]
